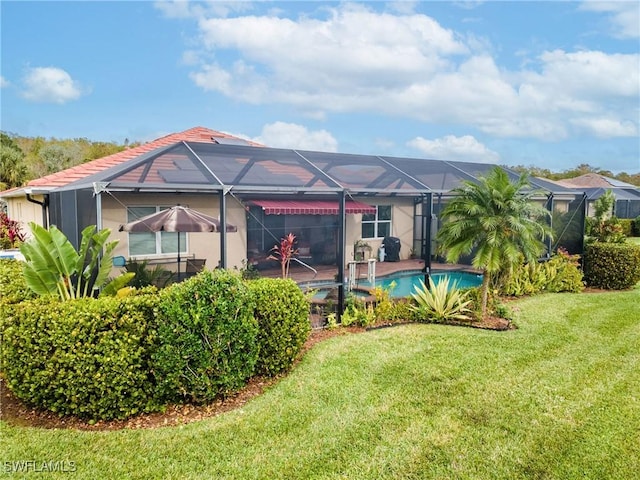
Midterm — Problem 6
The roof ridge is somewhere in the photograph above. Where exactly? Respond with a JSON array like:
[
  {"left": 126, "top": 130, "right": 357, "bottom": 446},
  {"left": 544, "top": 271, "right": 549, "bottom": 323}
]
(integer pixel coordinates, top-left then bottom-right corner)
[{"left": 24, "top": 126, "right": 261, "bottom": 188}]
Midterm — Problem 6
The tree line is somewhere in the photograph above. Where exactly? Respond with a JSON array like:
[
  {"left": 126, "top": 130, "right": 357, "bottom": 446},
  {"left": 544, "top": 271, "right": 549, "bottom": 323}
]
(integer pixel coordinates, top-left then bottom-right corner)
[
  {"left": 1, "top": 131, "right": 638, "bottom": 191},
  {"left": 509, "top": 164, "right": 639, "bottom": 187},
  {"left": 0, "top": 132, "right": 140, "bottom": 191}
]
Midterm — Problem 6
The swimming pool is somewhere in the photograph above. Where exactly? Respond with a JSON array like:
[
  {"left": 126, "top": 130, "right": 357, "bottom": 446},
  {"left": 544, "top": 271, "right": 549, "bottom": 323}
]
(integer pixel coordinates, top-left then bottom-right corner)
[
  {"left": 357, "top": 270, "right": 483, "bottom": 298},
  {"left": 306, "top": 269, "right": 483, "bottom": 300}
]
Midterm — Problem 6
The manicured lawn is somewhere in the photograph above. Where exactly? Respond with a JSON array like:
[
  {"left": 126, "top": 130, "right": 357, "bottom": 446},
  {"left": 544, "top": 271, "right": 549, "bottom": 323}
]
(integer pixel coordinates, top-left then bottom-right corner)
[
  {"left": 628, "top": 236, "right": 640, "bottom": 246},
  {"left": 2, "top": 288, "right": 639, "bottom": 479}
]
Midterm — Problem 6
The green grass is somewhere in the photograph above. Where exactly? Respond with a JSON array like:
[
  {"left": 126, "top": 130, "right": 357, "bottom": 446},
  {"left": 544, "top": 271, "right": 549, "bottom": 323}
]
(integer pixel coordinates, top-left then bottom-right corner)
[
  {"left": 2, "top": 288, "right": 639, "bottom": 479},
  {"left": 628, "top": 236, "right": 640, "bottom": 246}
]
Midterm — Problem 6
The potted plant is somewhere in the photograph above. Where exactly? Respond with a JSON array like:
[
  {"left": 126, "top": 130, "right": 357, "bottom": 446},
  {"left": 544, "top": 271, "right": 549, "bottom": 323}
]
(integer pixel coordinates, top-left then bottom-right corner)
[{"left": 354, "top": 239, "right": 372, "bottom": 261}]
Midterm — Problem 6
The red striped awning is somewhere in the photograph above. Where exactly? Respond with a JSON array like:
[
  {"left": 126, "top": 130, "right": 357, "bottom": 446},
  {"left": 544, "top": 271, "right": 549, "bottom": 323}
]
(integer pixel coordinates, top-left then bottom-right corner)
[{"left": 248, "top": 199, "right": 376, "bottom": 215}]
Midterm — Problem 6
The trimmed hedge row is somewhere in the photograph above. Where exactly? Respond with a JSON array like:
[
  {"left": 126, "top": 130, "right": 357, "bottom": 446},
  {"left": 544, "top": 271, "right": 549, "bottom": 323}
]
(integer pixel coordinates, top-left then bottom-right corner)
[
  {"left": 583, "top": 242, "right": 640, "bottom": 290},
  {"left": 248, "top": 278, "right": 310, "bottom": 376},
  {"left": 154, "top": 270, "right": 259, "bottom": 404},
  {"left": 0, "top": 269, "right": 311, "bottom": 420},
  {"left": 0, "top": 292, "right": 160, "bottom": 420},
  {"left": 0, "top": 259, "right": 36, "bottom": 305}
]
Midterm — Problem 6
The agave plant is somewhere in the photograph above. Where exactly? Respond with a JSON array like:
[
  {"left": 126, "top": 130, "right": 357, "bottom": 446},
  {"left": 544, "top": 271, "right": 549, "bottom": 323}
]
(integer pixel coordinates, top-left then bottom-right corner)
[
  {"left": 410, "top": 276, "right": 473, "bottom": 323},
  {"left": 20, "top": 222, "right": 133, "bottom": 300}
]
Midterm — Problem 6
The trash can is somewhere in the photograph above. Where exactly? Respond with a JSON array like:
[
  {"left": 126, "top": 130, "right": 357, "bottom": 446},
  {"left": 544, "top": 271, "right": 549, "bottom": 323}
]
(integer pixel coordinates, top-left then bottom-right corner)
[{"left": 382, "top": 236, "right": 401, "bottom": 262}]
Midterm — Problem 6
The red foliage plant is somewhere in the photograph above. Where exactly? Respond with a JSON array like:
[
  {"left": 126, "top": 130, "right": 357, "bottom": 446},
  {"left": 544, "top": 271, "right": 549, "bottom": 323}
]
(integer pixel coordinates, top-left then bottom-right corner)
[
  {"left": 268, "top": 233, "right": 298, "bottom": 278},
  {"left": 0, "top": 211, "right": 25, "bottom": 249}
]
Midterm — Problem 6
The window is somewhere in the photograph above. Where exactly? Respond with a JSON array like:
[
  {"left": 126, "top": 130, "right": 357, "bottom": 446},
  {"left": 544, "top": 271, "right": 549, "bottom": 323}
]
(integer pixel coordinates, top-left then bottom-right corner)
[
  {"left": 361, "top": 205, "right": 391, "bottom": 239},
  {"left": 126, "top": 206, "right": 186, "bottom": 256}
]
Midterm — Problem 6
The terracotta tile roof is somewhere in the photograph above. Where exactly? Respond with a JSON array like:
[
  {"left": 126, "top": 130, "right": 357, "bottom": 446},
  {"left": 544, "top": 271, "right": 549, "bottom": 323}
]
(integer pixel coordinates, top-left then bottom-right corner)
[{"left": 26, "top": 127, "right": 262, "bottom": 189}]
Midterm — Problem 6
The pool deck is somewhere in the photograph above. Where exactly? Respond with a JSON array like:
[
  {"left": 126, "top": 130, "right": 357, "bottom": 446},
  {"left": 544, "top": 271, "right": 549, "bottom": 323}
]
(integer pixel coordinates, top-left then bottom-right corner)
[{"left": 259, "top": 258, "right": 480, "bottom": 284}]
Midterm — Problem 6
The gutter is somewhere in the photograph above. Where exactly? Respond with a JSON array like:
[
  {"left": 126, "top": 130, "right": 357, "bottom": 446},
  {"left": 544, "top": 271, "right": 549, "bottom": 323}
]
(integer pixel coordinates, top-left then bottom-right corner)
[{"left": 25, "top": 189, "right": 49, "bottom": 228}]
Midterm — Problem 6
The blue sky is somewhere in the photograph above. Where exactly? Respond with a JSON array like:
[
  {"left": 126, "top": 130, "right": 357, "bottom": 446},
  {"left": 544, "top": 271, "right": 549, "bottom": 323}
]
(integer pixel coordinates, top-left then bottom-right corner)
[{"left": 1, "top": 1, "right": 638, "bottom": 174}]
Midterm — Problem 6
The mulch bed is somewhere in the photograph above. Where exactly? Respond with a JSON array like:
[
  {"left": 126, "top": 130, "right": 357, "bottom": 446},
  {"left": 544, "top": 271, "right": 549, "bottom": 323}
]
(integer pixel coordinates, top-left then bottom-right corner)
[{"left": 0, "top": 320, "right": 510, "bottom": 431}]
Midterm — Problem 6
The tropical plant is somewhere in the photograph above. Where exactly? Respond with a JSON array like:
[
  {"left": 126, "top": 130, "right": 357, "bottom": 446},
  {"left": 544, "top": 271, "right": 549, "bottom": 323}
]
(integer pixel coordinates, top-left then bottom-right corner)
[
  {"left": 497, "top": 247, "right": 584, "bottom": 296},
  {"left": 354, "top": 239, "right": 372, "bottom": 261},
  {"left": 0, "top": 211, "right": 25, "bottom": 249},
  {"left": 268, "top": 232, "right": 298, "bottom": 278},
  {"left": 124, "top": 259, "right": 174, "bottom": 288},
  {"left": 19, "top": 222, "right": 133, "bottom": 300},
  {"left": 594, "top": 189, "right": 615, "bottom": 222},
  {"left": 436, "top": 167, "right": 552, "bottom": 318},
  {"left": 410, "top": 276, "right": 472, "bottom": 323},
  {"left": 589, "top": 190, "right": 626, "bottom": 243}
]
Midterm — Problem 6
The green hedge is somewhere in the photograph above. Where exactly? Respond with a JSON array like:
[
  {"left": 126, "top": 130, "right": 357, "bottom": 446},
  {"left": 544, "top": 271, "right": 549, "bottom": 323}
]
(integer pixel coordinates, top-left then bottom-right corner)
[
  {"left": 154, "top": 270, "right": 259, "bottom": 404},
  {"left": 0, "top": 259, "right": 35, "bottom": 305},
  {"left": 0, "top": 292, "right": 161, "bottom": 420},
  {"left": 583, "top": 242, "right": 640, "bottom": 290},
  {"left": 0, "top": 266, "right": 318, "bottom": 420},
  {"left": 618, "top": 219, "right": 633, "bottom": 237},
  {"left": 633, "top": 216, "right": 640, "bottom": 237},
  {"left": 248, "top": 278, "right": 310, "bottom": 376}
]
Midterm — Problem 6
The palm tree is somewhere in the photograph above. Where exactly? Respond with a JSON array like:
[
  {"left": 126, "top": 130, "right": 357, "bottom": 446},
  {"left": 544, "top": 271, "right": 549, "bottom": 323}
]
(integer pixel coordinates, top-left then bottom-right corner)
[{"left": 437, "top": 167, "right": 552, "bottom": 318}]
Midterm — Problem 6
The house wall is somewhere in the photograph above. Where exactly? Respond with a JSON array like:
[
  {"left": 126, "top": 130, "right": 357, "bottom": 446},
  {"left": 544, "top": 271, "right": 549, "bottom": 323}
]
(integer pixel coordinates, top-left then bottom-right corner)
[
  {"left": 5, "top": 195, "right": 43, "bottom": 239},
  {"left": 101, "top": 194, "right": 248, "bottom": 274},
  {"left": 347, "top": 197, "right": 415, "bottom": 261},
  {"left": 101, "top": 194, "right": 418, "bottom": 276}
]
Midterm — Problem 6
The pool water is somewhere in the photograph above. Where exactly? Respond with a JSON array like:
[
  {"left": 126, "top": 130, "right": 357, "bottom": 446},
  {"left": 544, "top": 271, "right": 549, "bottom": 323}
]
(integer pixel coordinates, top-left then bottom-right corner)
[
  {"left": 358, "top": 270, "right": 482, "bottom": 298},
  {"left": 308, "top": 270, "right": 483, "bottom": 300}
]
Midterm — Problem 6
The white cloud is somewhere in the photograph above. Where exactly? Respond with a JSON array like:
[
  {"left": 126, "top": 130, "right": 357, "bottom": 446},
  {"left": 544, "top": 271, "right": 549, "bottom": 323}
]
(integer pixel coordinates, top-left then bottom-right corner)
[
  {"left": 21, "top": 67, "right": 85, "bottom": 104},
  {"left": 0, "top": 76, "right": 9, "bottom": 88},
  {"left": 192, "top": 4, "right": 467, "bottom": 97},
  {"left": 407, "top": 135, "right": 500, "bottom": 163},
  {"left": 570, "top": 117, "right": 638, "bottom": 138},
  {"left": 580, "top": 1, "right": 640, "bottom": 39},
  {"left": 253, "top": 122, "right": 338, "bottom": 151},
  {"left": 169, "top": 3, "right": 638, "bottom": 142}
]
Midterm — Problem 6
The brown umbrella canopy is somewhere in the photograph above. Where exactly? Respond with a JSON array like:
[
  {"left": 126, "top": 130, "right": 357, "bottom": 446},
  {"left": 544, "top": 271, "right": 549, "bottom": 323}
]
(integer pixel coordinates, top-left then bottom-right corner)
[
  {"left": 119, "top": 205, "right": 237, "bottom": 233},
  {"left": 119, "top": 206, "right": 237, "bottom": 278}
]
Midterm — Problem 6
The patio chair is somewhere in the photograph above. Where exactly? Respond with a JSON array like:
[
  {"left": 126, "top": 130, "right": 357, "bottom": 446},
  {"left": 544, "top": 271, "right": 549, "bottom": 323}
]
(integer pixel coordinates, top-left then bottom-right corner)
[{"left": 186, "top": 258, "right": 206, "bottom": 274}]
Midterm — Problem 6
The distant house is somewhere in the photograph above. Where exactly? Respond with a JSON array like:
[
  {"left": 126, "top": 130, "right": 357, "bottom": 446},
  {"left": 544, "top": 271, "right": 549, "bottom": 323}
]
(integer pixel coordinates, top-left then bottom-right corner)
[
  {"left": 551, "top": 173, "right": 640, "bottom": 219},
  {"left": 1, "top": 126, "right": 586, "bottom": 279}
]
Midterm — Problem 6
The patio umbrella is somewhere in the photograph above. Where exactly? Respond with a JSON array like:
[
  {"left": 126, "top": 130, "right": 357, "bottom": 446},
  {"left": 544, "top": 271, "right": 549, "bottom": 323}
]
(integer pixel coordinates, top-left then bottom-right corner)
[{"left": 119, "top": 206, "right": 237, "bottom": 278}]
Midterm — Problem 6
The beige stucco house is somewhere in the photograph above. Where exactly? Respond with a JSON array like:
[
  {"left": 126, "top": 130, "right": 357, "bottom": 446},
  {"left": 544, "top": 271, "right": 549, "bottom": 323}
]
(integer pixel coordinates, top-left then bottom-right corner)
[{"left": 1, "top": 127, "right": 585, "bottom": 284}]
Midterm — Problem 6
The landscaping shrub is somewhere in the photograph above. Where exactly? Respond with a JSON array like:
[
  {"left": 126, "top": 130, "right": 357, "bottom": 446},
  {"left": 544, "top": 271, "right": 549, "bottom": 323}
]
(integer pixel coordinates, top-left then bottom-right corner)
[
  {"left": 124, "top": 259, "right": 174, "bottom": 288},
  {"left": 410, "top": 277, "right": 472, "bottom": 323},
  {"left": 585, "top": 216, "right": 597, "bottom": 237},
  {"left": 633, "top": 216, "right": 640, "bottom": 236},
  {"left": 618, "top": 219, "right": 633, "bottom": 237},
  {"left": 465, "top": 286, "right": 511, "bottom": 320},
  {"left": 154, "top": 270, "right": 258, "bottom": 404},
  {"left": 340, "top": 295, "right": 375, "bottom": 327},
  {"left": 590, "top": 218, "right": 626, "bottom": 244},
  {"left": 386, "top": 298, "right": 419, "bottom": 324},
  {"left": 0, "top": 259, "right": 35, "bottom": 305},
  {"left": 498, "top": 249, "right": 584, "bottom": 296},
  {"left": 248, "top": 278, "right": 310, "bottom": 376},
  {"left": 0, "top": 211, "right": 25, "bottom": 249},
  {"left": 583, "top": 242, "right": 640, "bottom": 290},
  {"left": 0, "top": 291, "right": 161, "bottom": 421}
]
